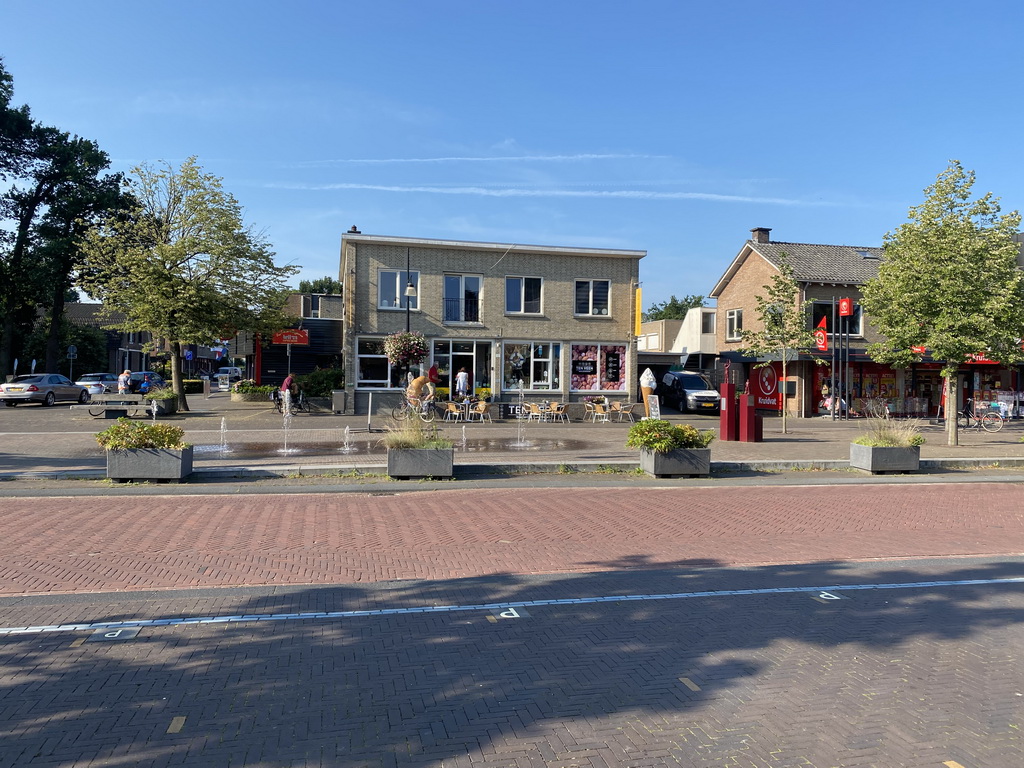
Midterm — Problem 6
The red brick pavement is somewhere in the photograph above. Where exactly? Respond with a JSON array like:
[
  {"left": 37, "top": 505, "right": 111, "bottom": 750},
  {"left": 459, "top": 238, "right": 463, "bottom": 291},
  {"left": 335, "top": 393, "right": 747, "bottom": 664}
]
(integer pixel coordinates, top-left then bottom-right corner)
[{"left": 2, "top": 482, "right": 1024, "bottom": 595}]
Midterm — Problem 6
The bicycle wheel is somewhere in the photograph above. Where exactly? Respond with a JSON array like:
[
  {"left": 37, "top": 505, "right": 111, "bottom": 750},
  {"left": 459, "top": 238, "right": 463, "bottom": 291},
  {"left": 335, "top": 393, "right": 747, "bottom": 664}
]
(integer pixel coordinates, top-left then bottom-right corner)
[
  {"left": 88, "top": 407, "right": 105, "bottom": 417},
  {"left": 956, "top": 413, "right": 970, "bottom": 429},
  {"left": 981, "top": 412, "right": 1003, "bottom": 432},
  {"left": 418, "top": 404, "right": 436, "bottom": 423},
  {"left": 392, "top": 403, "right": 410, "bottom": 420}
]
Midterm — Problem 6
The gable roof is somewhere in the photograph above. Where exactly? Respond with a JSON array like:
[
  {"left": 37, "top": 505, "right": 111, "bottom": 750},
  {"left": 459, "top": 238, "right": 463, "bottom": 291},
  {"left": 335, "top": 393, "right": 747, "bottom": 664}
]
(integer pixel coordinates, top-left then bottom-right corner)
[{"left": 710, "top": 238, "right": 883, "bottom": 296}]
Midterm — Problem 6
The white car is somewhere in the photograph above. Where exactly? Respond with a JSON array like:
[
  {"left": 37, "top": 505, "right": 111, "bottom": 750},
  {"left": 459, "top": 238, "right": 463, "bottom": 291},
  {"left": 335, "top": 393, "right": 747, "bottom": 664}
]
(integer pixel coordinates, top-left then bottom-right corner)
[{"left": 75, "top": 373, "right": 119, "bottom": 395}]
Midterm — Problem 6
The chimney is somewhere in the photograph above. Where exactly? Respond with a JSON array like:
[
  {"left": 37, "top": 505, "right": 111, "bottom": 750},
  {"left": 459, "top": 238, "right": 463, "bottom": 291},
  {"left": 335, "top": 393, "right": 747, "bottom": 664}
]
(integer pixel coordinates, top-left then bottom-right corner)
[
  {"left": 750, "top": 227, "right": 771, "bottom": 244},
  {"left": 348, "top": 225, "right": 361, "bottom": 234}
]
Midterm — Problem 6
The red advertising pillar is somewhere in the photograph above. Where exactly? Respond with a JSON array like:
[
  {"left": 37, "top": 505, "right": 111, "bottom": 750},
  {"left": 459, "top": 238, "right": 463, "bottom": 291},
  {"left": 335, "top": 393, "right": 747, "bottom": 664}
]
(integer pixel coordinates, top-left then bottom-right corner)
[
  {"left": 719, "top": 382, "right": 737, "bottom": 441},
  {"left": 739, "top": 394, "right": 762, "bottom": 442}
]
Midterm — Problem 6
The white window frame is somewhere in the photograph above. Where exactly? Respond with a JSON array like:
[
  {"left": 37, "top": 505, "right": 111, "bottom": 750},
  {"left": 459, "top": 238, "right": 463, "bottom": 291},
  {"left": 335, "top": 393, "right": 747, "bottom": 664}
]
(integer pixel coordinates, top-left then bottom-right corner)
[
  {"left": 355, "top": 337, "right": 401, "bottom": 389},
  {"left": 377, "top": 269, "right": 419, "bottom": 311},
  {"left": 501, "top": 341, "right": 560, "bottom": 391},
  {"left": 574, "top": 279, "right": 611, "bottom": 317},
  {"left": 726, "top": 309, "right": 743, "bottom": 341},
  {"left": 443, "top": 273, "right": 483, "bottom": 323},
  {"left": 505, "top": 276, "right": 543, "bottom": 315}
]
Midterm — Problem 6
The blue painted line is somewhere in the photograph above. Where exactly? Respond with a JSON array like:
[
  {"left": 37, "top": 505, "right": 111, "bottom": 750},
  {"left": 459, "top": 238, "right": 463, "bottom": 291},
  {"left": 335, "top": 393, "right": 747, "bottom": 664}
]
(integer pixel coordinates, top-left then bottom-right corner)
[{"left": 1, "top": 576, "right": 1022, "bottom": 636}]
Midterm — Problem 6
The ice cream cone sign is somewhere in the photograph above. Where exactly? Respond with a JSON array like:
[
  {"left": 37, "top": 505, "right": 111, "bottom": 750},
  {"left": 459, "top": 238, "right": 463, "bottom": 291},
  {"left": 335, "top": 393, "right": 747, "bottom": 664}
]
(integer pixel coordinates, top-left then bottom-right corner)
[{"left": 640, "top": 368, "right": 657, "bottom": 418}]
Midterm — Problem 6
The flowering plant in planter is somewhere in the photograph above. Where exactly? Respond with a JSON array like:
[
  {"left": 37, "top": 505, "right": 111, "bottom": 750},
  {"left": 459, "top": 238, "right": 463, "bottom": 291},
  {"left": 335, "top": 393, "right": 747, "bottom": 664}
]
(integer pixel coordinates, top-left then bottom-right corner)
[
  {"left": 383, "top": 331, "right": 428, "bottom": 367},
  {"left": 625, "top": 419, "right": 714, "bottom": 453}
]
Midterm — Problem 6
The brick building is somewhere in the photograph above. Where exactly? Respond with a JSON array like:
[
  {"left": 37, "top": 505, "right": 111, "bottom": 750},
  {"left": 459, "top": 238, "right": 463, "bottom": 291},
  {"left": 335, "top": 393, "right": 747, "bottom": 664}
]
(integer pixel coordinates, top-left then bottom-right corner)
[{"left": 338, "top": 233, "right": 645, "bottom": 415}]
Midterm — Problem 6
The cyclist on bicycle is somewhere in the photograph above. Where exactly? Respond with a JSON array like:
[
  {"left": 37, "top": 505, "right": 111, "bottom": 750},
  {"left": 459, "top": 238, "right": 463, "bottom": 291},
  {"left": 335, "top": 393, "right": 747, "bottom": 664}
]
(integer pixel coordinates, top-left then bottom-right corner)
[{"left": 406, "top": 368, "right": 432, "bottom": 412}]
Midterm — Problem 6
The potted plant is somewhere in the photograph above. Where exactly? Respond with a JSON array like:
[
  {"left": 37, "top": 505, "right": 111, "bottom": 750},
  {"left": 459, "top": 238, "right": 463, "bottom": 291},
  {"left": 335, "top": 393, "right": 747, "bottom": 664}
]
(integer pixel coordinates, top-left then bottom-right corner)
[
  {"left": 146, "top": 387, "right": 179, "bottom": 415},
  {"left": 850, "top": 417, "right": 925, "bottom": 474},
  {"left": 382, "top": 419, "right": 454, "bottom": 479},
  {"left": 230, "top": 380, "right": 276, "bottom": 403},
  {"left": 383, "top": 331, "right": 428, "bottom": 368},
  {"left": 96, "top": 418, "right": 194, "bottom": 482},
  {"left": 626, "top": 419, "right": 715, "bottom": 478}
]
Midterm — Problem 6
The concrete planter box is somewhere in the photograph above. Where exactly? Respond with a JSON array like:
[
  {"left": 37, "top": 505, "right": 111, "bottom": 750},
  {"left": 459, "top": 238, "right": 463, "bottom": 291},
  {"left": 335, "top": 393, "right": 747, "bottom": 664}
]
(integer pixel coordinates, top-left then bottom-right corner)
[
  {"left": 231, "top": 392, "right": 271, "bottom": 403},
  {"left": 148, "top": 398, "right": 178, "bottom": 416},
  {"left": 849, "top": 443, "right": 920, "bottom": 474},
  {"left": 639, "top": 447, "right": 711, "bottom": 478},
  {"left": 106, "top": 447, "right": 194, "bottom": 482},
  {"left": 387, "top": 448, "right": 454, "bottom": 479}
]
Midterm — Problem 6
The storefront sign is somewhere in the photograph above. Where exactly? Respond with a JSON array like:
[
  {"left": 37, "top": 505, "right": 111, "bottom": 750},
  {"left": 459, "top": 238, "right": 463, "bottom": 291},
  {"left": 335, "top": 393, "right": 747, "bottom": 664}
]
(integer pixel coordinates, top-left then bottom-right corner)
[
  {"left": 272, "top": 329, "right": 309, "bottom": 345},
  {"left": 752, "top": 362, "right": 783, "bottom": 410},
  {"left": 814, "top": 317, "right": 828, "bottom": 351},
  {"left": 572, "top": 359, "right": 596, "bottom": 375},
  {"left": 604, "top": 352, "right": 621, "bottom": 382},
  {"left": 839, "top": 298, "right": 853, "bottom": 316}
]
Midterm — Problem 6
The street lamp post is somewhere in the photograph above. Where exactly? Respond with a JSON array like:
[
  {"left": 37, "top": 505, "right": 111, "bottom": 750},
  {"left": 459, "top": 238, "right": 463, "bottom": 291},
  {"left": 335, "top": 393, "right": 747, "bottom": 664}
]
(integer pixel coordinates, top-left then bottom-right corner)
[{"left": 404, "top": 247, "right": 417, "bottom": 332}]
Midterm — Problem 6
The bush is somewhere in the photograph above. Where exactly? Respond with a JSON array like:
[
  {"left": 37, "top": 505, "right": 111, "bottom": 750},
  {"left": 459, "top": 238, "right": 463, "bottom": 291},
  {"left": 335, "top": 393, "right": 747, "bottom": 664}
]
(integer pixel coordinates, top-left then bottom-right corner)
[
  {"left": 96, "top": 419, "right": 189, "bottom": 451},
  {"left": 625, "top": 419, "right": 715, "bottom": 453},
  {"left": 297, "top": 368, "right": 345, "bottom": 398},
  {"left": 380, "top": 419, "right": 453, "bottom": 450},
  {"left": 233, "top": 379, "right": 275, "bottom": 394},
  {"left": 853, "top": 418, "right": 925, "bottom": 447},
  {"left": 146, "top": 388, "right": 178, "bottom": 401},
  {"left": 181, "top": 379, "right": 204, "bottom": 394}
]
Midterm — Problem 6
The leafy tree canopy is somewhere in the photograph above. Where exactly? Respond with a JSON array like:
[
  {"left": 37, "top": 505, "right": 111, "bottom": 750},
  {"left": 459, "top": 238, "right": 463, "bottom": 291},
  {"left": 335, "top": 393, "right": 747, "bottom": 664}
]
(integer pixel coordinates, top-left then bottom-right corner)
[
  {"left": 643, "top": 294, "right": 705, "bottom": 322},
  {"left": 298, "top": 276, "right": 343, "bottom": 294},
  {"left": 77, "top": 157, "right": 299, "bottom": 409},
  {"left": 861, "top": 161, "right": 1024, "bottom": 445}
]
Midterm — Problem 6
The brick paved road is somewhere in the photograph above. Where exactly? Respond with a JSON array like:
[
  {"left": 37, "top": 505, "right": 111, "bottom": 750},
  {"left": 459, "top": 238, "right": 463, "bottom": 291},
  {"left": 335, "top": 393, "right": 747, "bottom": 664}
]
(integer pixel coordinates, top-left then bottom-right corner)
[
  {"left": 0, "top": 561, "right": 1022, "bottom": 767},
  {"left": 1, "top": 483, "right": 1023, "bottom": 595}
]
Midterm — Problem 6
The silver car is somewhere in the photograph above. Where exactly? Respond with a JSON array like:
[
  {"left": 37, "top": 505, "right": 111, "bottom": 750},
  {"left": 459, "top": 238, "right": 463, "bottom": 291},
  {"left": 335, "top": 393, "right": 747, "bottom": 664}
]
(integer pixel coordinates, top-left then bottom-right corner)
[
  {"left": 75, "top": 373, "right": 119, "bottom": 395},
  {"left": 0, "top": 374, "right": 90, "bottom": 406}
]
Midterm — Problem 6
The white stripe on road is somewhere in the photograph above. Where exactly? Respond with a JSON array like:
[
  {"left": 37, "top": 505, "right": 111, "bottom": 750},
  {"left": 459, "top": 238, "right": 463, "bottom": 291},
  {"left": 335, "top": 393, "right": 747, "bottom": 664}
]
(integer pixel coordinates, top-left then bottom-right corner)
[{"left": 1, "top": 576, "right": 1022, "bottom": 635}]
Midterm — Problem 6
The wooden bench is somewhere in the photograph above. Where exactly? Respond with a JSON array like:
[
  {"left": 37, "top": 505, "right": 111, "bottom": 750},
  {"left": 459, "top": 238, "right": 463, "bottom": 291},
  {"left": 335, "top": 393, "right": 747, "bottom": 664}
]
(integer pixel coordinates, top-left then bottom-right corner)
[{"left": 70, "top": 394, "right": 151, "bottom": 419}]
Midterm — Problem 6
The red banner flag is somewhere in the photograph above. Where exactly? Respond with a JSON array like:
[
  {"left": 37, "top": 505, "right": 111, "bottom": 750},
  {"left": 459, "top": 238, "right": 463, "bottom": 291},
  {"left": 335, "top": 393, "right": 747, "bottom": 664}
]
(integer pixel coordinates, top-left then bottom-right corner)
[{"left": 814, "top": 315, "right": 828, "bottom": 351}]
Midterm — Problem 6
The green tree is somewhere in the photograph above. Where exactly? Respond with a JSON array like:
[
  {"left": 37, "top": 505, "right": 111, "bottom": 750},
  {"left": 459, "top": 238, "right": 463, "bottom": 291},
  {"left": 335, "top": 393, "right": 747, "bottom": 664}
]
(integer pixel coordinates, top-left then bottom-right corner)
[
  {"left": 861, "top": 161, "right": 1024, "bottom": 446},
  {"left": 739, "top": 253, "right": 819, "bottom": 434},
  {"left": 77, "top": 157, "right": 299, "bottom": 410},
  {"left": 0, "top": 58, "right": 126, "bottom": 376},
  {"left": 643, "top": 294, "right": 705, "bottom": 322},
  {"left": 298, "top": 276, "right": 342, "bottom": 294}
]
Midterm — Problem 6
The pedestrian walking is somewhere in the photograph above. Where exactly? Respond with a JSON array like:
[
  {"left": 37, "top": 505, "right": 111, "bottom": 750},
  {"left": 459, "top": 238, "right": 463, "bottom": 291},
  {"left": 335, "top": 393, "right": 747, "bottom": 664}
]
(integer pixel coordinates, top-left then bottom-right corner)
[{"left": 117, "top": 370, "right": 131, "bottom": 394}]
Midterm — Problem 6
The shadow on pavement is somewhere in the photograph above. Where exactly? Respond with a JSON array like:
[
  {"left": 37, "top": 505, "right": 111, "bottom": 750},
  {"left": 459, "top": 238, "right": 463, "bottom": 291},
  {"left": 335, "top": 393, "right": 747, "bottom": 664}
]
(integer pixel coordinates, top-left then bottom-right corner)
[{"left": 1, "top": 559, "right": 1022, "bottom": 766}]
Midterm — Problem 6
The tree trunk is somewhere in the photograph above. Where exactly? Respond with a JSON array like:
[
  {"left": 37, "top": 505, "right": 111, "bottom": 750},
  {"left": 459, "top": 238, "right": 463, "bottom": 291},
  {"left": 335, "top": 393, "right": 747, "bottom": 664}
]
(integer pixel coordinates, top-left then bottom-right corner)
[
  {"left": 780, "top": 357, "right": 789, "bottom": 434},
  {"left": 945, "top": 374, "right": 958, "bottom": 447},
  {"left": 170, "top": 340, "right": 190, "bottom": 412}
]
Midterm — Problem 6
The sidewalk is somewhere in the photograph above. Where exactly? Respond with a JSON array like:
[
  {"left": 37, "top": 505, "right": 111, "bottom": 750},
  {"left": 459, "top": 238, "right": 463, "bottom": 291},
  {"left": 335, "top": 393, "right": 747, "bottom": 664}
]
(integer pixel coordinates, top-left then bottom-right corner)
[{"left": 3, "top": 391, "right": 1024, "bottom": 480}]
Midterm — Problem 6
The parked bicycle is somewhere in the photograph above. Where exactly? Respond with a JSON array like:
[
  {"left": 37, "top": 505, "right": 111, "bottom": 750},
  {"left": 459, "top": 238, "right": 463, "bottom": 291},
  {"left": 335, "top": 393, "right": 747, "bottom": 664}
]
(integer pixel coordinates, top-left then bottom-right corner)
[
  {"left": 956, "top": 399, "right": 1003, "bottom": 432},
  {"left": 272, "top": 388, "right": 309, "bottom": 414},
  {"left": 392, "top": 395, "right": 437, "bottom": 422}
]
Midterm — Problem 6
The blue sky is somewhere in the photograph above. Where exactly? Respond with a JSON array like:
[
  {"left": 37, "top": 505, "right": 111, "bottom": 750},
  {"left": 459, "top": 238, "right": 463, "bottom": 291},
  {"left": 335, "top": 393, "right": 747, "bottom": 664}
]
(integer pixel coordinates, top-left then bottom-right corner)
[{"left": 4, "top": 1, "right": 1024, "bottom": 309}]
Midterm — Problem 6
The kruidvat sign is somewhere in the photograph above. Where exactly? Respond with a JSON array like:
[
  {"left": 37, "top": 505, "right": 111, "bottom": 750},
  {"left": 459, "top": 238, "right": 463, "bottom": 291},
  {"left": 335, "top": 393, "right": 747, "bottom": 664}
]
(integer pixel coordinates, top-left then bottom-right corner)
[
  {"left": 272, "top": 329, "right": 310, "bottom": 345},
  {"left": 752, "top": 362, "right": 783, "bottom": 410}
]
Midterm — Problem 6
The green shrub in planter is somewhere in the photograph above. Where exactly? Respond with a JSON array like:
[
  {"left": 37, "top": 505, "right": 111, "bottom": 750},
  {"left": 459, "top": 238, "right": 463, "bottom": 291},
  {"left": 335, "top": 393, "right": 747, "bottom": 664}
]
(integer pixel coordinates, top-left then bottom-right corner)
[
  {"left": 96, "top": 419, "right": 190, "bottom": 451},
  {"left": 852, "top": 418, "right": 925, "bottom": 447},
  {"left": 625, "top": 419, "right": 714, "bottom": 453},
  {"left": 232, "top": 380, "right": 276, "bottom": 395},
  {"left": 146, "top": 388, "right": 178, "bottom": 401},
  {"left": 182, "top": 379, "right": 204, "bottom": 394}
]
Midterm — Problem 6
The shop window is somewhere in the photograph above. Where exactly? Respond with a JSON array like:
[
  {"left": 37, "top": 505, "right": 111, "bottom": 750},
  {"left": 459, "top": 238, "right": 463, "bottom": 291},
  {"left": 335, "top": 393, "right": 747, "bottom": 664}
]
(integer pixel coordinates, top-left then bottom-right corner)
[
  {"left": 378, "top": 269, "right": 419, "bottom": 310},
  {"left": 356, "top": 337, "right": 402, "bottom": 388},
  {"left": 570, "top": 343, "right": 626, "bottom": 392},
  {"left": 503, "top": 342, "right": 560, "bottom": 390},
  {"left": 505, "top": 276, "right": 542, "bottom": 314},
  {"left": 574, "top": 279, "right": 610, "bottom": 316}
]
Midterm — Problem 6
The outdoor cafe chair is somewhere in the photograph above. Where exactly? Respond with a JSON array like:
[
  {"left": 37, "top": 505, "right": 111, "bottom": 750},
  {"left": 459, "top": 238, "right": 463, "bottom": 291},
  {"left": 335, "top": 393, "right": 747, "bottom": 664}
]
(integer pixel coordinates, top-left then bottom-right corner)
[
  {"left": 526, "top": 402, "right": 547, "bottom": 422},
  {"left": 547, "top": 402, "right": 568, "bottom": 424},
  {"left": 468, "top": 401, "right": 492, "bottom": 423},
  {"left": 443, "top": 401, "right": 463, "bottom": 421},
  {"left": 613, "top": 402, "right": 640, "bottom": 423},
  {"left": 589, "top": 402, "right": 610, "bottom": 423}
]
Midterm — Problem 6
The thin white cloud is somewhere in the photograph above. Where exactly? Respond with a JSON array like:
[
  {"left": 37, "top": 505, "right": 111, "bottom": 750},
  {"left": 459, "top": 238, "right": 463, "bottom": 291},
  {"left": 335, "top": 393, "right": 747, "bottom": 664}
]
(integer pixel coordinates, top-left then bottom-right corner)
[
  {"left": 267, "top": 181, "right": 829, "bottom": 206},
  {"left": 288, "top": 153, "right": 668, "bottom": 166}
]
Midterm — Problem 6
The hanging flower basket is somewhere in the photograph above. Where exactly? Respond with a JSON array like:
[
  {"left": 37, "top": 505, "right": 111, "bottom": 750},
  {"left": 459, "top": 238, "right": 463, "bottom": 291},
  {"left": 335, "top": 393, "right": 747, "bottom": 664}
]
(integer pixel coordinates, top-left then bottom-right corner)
[{"left": 383, "top": 331, "right": 428, "bottom": 367}]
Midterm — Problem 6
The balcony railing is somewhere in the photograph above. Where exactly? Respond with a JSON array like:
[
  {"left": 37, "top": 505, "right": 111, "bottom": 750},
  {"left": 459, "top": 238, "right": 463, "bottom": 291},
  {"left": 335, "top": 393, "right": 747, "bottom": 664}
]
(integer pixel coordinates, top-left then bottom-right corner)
[{"left": 444, "top": 297, "right": 480, "bottom": 322}]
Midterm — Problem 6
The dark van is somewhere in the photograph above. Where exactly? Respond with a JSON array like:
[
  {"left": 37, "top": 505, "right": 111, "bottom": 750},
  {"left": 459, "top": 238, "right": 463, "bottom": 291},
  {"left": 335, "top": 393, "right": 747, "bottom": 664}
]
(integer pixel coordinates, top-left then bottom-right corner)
[{"left": 657, "top": 371, "right": 721, "bottom": 413}]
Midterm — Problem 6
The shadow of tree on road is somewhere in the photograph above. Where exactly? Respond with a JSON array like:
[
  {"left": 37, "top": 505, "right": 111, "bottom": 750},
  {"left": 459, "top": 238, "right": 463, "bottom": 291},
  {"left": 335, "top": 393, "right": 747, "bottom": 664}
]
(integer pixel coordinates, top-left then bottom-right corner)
[{"left": 1, "top": 558, "right": 1023, "bottom": 766}]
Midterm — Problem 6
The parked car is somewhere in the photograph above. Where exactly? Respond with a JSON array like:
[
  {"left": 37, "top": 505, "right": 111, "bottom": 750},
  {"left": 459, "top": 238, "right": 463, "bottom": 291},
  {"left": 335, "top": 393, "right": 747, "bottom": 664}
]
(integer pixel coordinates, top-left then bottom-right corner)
[
  {"left": 215, "top": 366, "right": 244, "bottom": 382},
  {"left": 656, "top": 371, "right": 721, "bottom": 413},
  {"left": 0, "top": 374, "right": 89, "bottom": 406},
  {"left": 75, "top": 372, "right": 119, "bottom": 395},
  {"left": 129, "top": 371, "right": 166, "bottom": 394}
]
